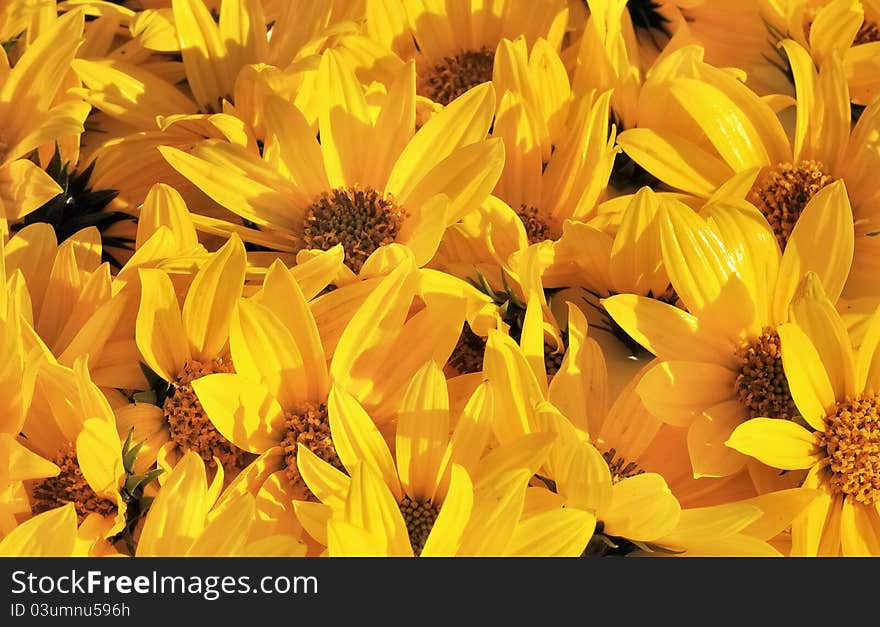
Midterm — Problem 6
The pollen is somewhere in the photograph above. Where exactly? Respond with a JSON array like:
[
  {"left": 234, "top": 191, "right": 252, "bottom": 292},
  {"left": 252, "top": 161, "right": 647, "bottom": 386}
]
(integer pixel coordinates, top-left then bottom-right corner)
[
  {"left": 398, "top": 495, "right": 441, "bottom": 557},
  {"left": 302, "top": 187, "right": 409, "bottom": 274},
  {"left": 280, "top": 401, "right": 344, "bottom": 500},
  {"left": 418, "top": 47, "right": 495, "bottom": 106},
  {"left": 854, "top": 20, "right": 880, "bottom": 45},
  {"left": 517, "top": 205, "right": 551, "bottom": 245},
  {"left": 31, "top": 444, "right": 117, "bottom": 523},
  {"left": 746, "top": 160, "right": 834, "bottom": 250},
  {"left": 820, "top": 393, "right": 880, "bottom": 505},
  {"left": 601, "top": 448, "right": 644, "bottom": 484},
  {"left": 444, "top": 323, "right": 487, "bottom": 377},
  {"left": 164, "top": 357, "right": 254, "bottom": 473},
  {"left": 734, "top": 329, "right": 799, "bottom": 421}
]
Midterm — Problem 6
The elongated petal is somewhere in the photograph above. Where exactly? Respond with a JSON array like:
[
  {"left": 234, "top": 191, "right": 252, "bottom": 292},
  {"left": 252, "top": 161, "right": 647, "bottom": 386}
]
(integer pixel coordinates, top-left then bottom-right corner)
[
  {"left": 839, "top": 498, "right": 880, "bottom": 557},
  {"left": 135, "top": 268, "right": 190, "bottom": 382},
  {"left": 344, "top": 463, "right": 412, "bottom": 557},
  {"left": 173, "top": 0, "right": 229, "bottom": 112},
  {"left": 0, "top": 503, "right": 77, "bottom": 557},
  {"left": 328, "top": 387, "right": 400, "bottom": 500},
  {"left": 507, "top": 507, "right": 595, "bottom": 557},
  {"left": 777, "top": 322, "right": 836, "bottom": 431},
  {"left": 726, "top": 418, "right": 823, "bottom": 470},
  {"left": 616, "top": 128, "right": 733, "bottom": 197},
  {"left": 396, "top": 361, "right": 449, "bottom": 501},
  {"left": 183, "top": 234, "right": 246, "bottom": 361},
  {"left": 773, "top": 180, "right": 854, "bottom": 323},
  {"left": 856, "top": 305, "right": 880, "bottom": 394},
  {"left": 421, "top": 464, "right": 473, "bottom": 557}
]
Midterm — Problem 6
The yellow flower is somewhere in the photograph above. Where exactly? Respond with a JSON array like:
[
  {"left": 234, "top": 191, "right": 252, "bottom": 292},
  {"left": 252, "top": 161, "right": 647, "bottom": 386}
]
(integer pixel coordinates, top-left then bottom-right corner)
[
  {"left": 761, "top": 0, "right": 880, "bottom": 106},
  {"left": 727, "top": 273, "right": 880, "bottom": 556},
  {"left": 190, "top": 255, "right": 467, "bottom": 510},
  {"left": 21, "top": 357, "right": 129, "bottom": 547},
  {"left": 160, "top": 53, "right": 503, "bottom": 276},
  {"left": 0, "top": 11, "right": 87, "bottom": 222},
  {"left": 616, "top": 41, "right": 879, "bottom": 298},
  {"left": 365, "top": 0, "right": 570, "bottom": 108},
  {"left": 603, "top": 187, "right": 854, "bottom": 491},
  {"left": 485, "top": 300, "right": 816, "bottom": 555},
  {"left": 127, "top": 233, "right": 252, "bottom": 475},
  {"left": 136, "top": 449, "right": 305, "bottom": 556}
]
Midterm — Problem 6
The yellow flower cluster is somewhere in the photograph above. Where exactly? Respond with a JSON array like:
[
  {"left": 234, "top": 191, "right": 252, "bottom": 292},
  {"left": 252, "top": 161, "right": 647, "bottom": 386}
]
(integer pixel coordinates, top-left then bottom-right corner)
[{"left": 1, "top": 0, "right": 879, "bottom": 558}]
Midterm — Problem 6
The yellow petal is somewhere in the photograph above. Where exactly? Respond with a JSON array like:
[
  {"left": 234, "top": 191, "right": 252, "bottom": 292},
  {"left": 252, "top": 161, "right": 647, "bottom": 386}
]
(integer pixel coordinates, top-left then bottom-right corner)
[
  {"left": 137, "top": 450, "right": 209, "bottom": 556},
  {"left": 856, "top": 305, "right": 880, "bottom": 394},
  {"left": 773, "top": 180, "right": 854, "bottom": 323},
  {"left": 173, "top": 0, "right": 229, "bottom": 112},
  {"left": 136, "top": 183, "right": 199, "bottom": 251},
  {"left": 777, "top": 322, "right": 836, "bottom": 430},
  {"left": 344, "top": 463, "right": 412, "bottom": 557},
  {"left": 328, "top": 386, "right": 400, "bottom": 500},
  {"left": 726, "top": 418, "right": 823, "bottom": 470},
  {"left": 482, "top": 330, "right": 544, "bottom": 443},
  {"left": 616, "top": 128, "right": 733, "bottom": 197},
  {"left": 636, "top": 360, "right": 736, "bottom": 428},
  {"left": 191, "top": 373, "right": 284, "bottom": 453},
  {"left": 386, "top": 82, "right": 495, "bottom": 204},
  {"left": 230, "top": 299, "right": 307, "bottom": 410},
  {"left": 317, "top": 49, "right": 372, "bottom": 188},
  {"left": 262, "top": 95, "right": 328, "bottom": 202},
  {"left": 135, "top": 268, "right": 190, "bottom": 383},
  {"left": 839, "top": 498, "right": 880, "bottom": 557},
  {"left": 0, "top": 503, "right": 77, "bottom": 557},
  {"left": 601, "top": 294, "right": 736, "bottom": 364},
  {"left": 0, "top": 160, "right": 63, "bottom": 221},
  {"left": 507, "top": 507, "right": 595, "bottom": 557},
  {"left": 421, "top": 464, "right": 473, "bottom": 557},
  {"left": 788, "top": 272, "right": 856, "bottom": 401},
  {"left": 396, "top": 361, "right": 449, "bottom": 501},
  {"left": 602, "top": 473, "right": 681, "bottom": 542},
  {"left": 296, "top": 444, "right": 351, "bottom": 511},
  {"left": 688, "top": 400, "right": 748, "bottom": 479},
  {"left": 183, "top": 234, "right": 246, "bottom": 361}
]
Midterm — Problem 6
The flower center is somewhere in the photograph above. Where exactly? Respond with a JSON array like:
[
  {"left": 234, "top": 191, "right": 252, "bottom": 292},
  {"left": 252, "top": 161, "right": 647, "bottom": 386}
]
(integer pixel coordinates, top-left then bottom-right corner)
[
  {"left": 418, "top": 47, "right": 495, "bottom": 106},
  {"left": 280, "top": 401, "right": 344, "bottom": 500},
  {"left": 302, "top": 186, "right": 408, "bottom": 274},
  {"left": 444, "top": 323, "right": 487, "bottom": 377},
  {"left": 602, "top": 447, "right": 644, "bottom": 484},
  {"left": 746, "top": 160, "right": 834, "bottom": 250},
  {"left": 31, "top": 444, "right": 117, "bottom": 523},
  {"left": 517, "top": 205, "right": 552, "bottom": 244},
  {"left": 164, "top": 358, "right": 254, "bottom": 473},
  {"left": 820, "top": 393, "right": 880, "bottom": 505},
  {"left": 398, "top": 495, "right": 440, "bottom": 557},
  {"left": 855, "top": 20, "right": 880, "bottom": 44},
  {"left": 734, "top": 329, "right": 799, "bottom": 421}
]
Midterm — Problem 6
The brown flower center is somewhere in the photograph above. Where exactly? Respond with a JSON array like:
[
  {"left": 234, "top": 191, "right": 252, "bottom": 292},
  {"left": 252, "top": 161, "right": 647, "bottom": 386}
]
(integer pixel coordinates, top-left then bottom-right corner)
[
  {"left": 31, "top": 444, "right": 117, "bottom": 523},
  {"left": 418, "top": 47, "right": 495, "bottom": 106},
  {"left": 746, "top": 160, "right": 834, "bottom": 250},
  {"left": 302, "top": 187, "right": 408, "bottom": 274},
  {"left": 854, "top": 20, "right": 880, "bottom": 45},
  {"left": 444, "top": 323, "right": 487, "bottom": 377},
  {"left": 734, "top": 329, "right": 799, "bottom": 421},
  {"left": 164, "top": 358, "right": 254, "bottom": 473},
  {"left": 398, "top": 495, "right": 441, "bottom": 556},
  {"left": 280, "top": 401, "right": 344, "bottom": 500},
  {"left": 602, "top": 447, "right": 644, "bottom": 484},
  {"left": 517, "top": 205, "right": 552, "bottom": 244},
  {"left": 820, "top": 393, "right": 880, "bottom": 505}
]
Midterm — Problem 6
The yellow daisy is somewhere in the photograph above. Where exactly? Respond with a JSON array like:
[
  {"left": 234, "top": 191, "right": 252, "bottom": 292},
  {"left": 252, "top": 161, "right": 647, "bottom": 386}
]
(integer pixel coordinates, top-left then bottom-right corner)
[
  {"left": 364, "top": 0, "right": 570, "bottom": 107},
  {"left": 127, "top": 233, "right": 253, "bottom": 475},
  {"left": 20, "top": 357, "right": 129, "bottom": 547},
  {"left": 615, "top": 41, "right": 880, "bottom": 298},
  {"left": 603, "top": 185, "right": 855, "bottom": 492},
  {"left": 190, "top": 255, "right": 467, "bottom": 509},
  {"left": 761, "top": 0, "right": 880, "bottom": 107},
  {"left": 485, "top": 300, "right": 818, "bottom": 555},
  {"left": 727, "top": 273, "right": 880, "bottom": 556},
  {"left": 161, "top": 52, "right": 503, "bottom": 276}
]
